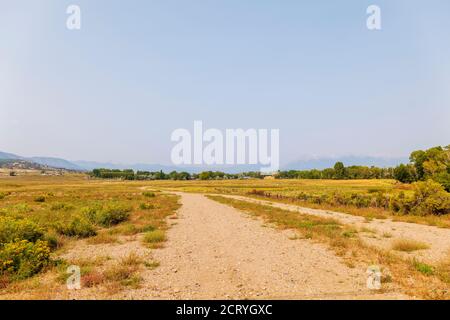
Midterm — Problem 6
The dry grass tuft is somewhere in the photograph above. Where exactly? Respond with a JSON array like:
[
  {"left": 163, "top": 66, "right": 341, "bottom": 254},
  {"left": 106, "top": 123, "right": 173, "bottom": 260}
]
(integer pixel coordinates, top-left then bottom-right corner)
[{"left": 392, "top": 239, "right": 430, "bottom": 252}]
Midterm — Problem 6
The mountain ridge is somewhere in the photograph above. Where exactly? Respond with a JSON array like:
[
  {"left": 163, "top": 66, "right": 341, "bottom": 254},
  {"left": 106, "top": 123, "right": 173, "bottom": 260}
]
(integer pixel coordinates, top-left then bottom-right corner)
[{"left": 0, "top": 150, "right": 408, "bottom": 173}]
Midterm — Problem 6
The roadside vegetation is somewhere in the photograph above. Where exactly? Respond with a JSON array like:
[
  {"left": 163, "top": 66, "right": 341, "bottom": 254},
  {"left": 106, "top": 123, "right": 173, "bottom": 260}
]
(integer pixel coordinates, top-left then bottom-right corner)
[{"left": 208, "top": 195, "right": 450, "bottom": 299}]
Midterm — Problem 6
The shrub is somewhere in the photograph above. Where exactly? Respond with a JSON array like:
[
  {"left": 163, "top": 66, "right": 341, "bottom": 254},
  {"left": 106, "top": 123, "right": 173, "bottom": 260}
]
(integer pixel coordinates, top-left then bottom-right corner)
[
  {"left": 139, "top": 203, "right": 155, "bottom": 210},
  {"left": 94, "top": 204, "right": 131, "bottom": 227},
  {"left": 0, "top": 217, "right": 44, "bottom": 244},
  {"left": 10, "top": 203, "right": 32, "bottom": 214},
  {"left": 34, "top": 196, "right": 46, "bottom": 203},
  {"left": 82, "top": 271, "right": 105, "bottom": 288},
  {"left": 142, "top": 192, "right": 155, "bottom": 198},
  {"left": 388, "top": 180, "right": 450, "bottom": 216},
  {"left": 0, "top": 240, "right": 51, "bottom": 280},
  {"left": 50, "top": 203, "right": 74, "bottom": 211},
  {"left": 43, "top": 232, "right": 65, "bottom": 250},
  {"left": 80, "top": 204, "right": 102, "bottom": 222},
  {"left": 55, "top": 217, "right": 97, "bottom": 238},
  {"left": 410, "top": 180, "right": 450, "bottom": 216}
]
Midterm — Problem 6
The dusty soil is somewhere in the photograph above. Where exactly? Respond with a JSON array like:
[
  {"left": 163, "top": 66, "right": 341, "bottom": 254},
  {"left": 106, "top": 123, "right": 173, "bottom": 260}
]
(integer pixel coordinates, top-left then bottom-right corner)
[{"left": 218, "top": 195, "right": 450, "bottom": 264}]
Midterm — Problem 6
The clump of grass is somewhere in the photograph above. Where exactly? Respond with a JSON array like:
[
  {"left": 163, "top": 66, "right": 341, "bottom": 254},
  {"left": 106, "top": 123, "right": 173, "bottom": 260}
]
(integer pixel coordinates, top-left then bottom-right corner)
[
  {"left": 104, "top": 253, "right": 143, "bottom": 288},
  {"left": 82, "top": 271, "right": 105, "bottom": 288},
  {"left": 50, "top": 203, "right": 74, "bottom": 211},
  {"left": 0, "top": 192, "right": 10, "bottom": 200},
  {"left": 382, "top": 232, "right": 393, "bottom": 238},
  {"left": 342, "top": 229, "right": 358, "bottom": 238},
  {"left": 392, "top": 239, "right": 429, "bottom": 252},
  {"left": 34, "top": 196, "right": 46, "bottom": 203},
  {"left": 86, "top": 232, "right": 118, "bottom": 245},
  {"left": 43, "top": 232, "right": 66, "bottom": 250},
  {"left": 412, "top": 260, "right": 434, "bottom": 276},
  {"left": 144, "top": 261, "right": 160, "bottom": 270},
  {"left": 141, "top": 224, "right": 156, "bottom": 232},
  {"left": 142, "top": 192, "right": 156, "bottom": 198},
  {"left": 139, "top": 203, "right": 155, "bottom": 210},
  {"left": 143, "top": 230, "right": 166, "bottom": 247},
  {"left": 120, "top": 252, "right": 143, "bottom": 266}
]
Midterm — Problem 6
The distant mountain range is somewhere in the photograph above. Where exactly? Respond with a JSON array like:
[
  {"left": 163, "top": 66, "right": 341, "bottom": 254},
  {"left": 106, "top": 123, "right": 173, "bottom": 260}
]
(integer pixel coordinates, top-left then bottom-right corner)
[{"left": 0, "top": 150, "right": 408, "bottom": 173}]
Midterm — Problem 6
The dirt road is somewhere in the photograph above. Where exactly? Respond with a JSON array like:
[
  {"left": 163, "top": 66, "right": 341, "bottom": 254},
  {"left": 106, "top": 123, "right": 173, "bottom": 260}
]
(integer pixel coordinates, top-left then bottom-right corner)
[
  {"left": 217, "top": 194, "right": 450, "bottom": 264},
  {"left": 130, "top": 193, "right": 406, "bottom": 299}
]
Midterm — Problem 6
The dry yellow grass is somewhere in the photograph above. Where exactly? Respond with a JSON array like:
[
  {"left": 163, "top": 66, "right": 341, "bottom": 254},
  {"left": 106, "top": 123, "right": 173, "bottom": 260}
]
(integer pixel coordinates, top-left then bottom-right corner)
[{"left": 392, "top": 239, "right": 430, "bottom": 252}]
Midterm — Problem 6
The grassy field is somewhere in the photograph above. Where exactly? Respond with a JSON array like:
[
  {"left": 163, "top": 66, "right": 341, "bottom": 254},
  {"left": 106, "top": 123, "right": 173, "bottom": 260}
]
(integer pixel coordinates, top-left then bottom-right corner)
[
  {"left": 0, "top": 174, "right": 180, "bottom": 294},
  {"left": 1, "top": 174, "right": 449, "bottom": 298},
  {"left": 142, "top": 178, "right": 450, "bottom": 228}
]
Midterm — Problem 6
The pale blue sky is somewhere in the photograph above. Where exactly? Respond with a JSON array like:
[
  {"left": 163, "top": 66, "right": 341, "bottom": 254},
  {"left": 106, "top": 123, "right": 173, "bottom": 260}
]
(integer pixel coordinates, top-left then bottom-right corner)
[{"left": 1, "top": 0, "right": 449, "bottom": 165}]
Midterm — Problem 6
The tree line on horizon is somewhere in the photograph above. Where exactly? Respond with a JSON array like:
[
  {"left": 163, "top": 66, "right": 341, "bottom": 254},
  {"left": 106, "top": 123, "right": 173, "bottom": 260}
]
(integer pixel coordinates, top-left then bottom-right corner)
[
  {"left": 90, "top": 169, "right": 263, "bottom": 181},
  {"left": 89, "top": 145, "right": 449, "bottom": 192}
]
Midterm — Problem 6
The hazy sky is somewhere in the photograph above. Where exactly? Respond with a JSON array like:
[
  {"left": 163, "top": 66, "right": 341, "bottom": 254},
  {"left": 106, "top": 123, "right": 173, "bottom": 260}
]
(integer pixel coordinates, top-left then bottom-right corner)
[{"left": 1, "top": 0, "right": 449, "bottom": 165}]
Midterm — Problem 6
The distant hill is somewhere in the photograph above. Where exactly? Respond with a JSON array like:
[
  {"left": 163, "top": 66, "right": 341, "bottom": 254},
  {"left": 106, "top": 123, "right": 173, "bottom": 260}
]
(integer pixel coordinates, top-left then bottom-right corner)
[
  {"left": 30, "top": 157, "right": 83, "bottom": 171},
  {"left": 0, "top": 151, "right": 23, "bottom": 160},
  {"left": 0, "top": 151, "right": 84, "bottom": 171},
  {"left": 0, "top": 159, "right": 49, "bottom": 170},
  {"left": 1, "top": 150, "right": 409, "bottom": 173}
]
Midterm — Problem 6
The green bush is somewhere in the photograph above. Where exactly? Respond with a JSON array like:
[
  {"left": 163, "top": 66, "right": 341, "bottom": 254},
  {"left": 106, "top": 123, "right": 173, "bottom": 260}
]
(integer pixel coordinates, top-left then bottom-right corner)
[
  {"left": 142, "top": 192, "right": 155, "bottom": 198},
  {"left": 410, "top": 180, "right": 450, "bottom": 216},
  {"left": 34, "top": 196, "right": 46, "bottom": 203},
  {"left": 55, "top": 217, "right": 97, "bottom": 238},
  {"left": 50, "top": 203, "right": 74, "bottom": 211},
  {"left": 389, "top": 180, "right": 450, "bottom": 216},
  {"left": 0, "top": 217, "right": 44, "bottom": 244},
  {"left": 139, "top": 203, "right": 155, "bottom": 210},
  {"left": 0, "top": 240, "right": 51, "bottom": 280},
  {"left": 94, "top": 204, "right": 131, "bottom": 227}
]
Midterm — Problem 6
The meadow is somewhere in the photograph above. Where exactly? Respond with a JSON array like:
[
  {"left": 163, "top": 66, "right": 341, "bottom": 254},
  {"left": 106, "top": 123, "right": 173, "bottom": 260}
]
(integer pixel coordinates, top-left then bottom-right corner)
[
  {"left": 0, "top": 174, "right": 449, "bottom": 298},
  {"left": 144, "top": 178, "right": 450, "bottom": 228},
  {"left": 0, "top": 174, "right": 180, "bottom": 294}
]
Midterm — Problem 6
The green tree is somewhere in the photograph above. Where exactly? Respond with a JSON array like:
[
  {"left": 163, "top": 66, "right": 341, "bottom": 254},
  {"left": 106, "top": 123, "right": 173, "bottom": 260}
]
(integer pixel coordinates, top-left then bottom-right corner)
[
  {"left": 333, "top": 162, "right": 346, "bottom": 179},
  {"left": 393, "top": 164, "right": 416, "bottom": 183}
]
